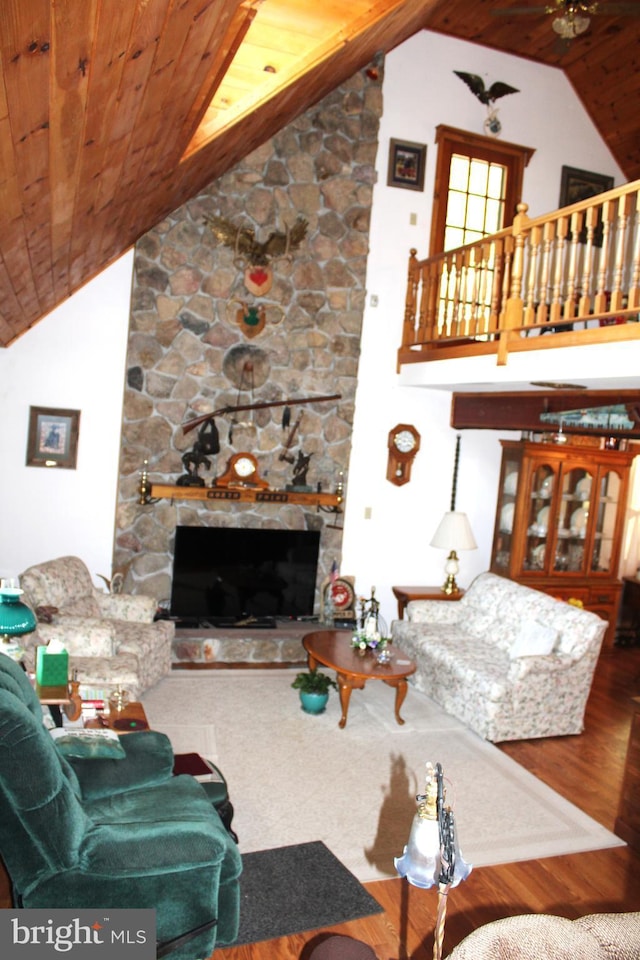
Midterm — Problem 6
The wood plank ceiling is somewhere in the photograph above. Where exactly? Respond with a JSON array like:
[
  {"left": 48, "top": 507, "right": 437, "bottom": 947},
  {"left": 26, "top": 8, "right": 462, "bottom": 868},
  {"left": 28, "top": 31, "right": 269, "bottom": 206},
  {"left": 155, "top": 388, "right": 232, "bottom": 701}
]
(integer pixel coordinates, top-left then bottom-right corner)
[{"left": 1, "top": 0, "right": 638, "bottom": 348}]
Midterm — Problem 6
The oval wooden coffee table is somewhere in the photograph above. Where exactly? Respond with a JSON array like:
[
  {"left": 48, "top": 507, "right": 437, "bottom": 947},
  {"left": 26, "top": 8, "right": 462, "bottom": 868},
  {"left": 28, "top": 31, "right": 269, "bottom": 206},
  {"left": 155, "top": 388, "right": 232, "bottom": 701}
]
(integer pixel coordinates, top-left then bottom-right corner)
[{"left": 302, "top": 629, "right": 416, "bottom": 728}]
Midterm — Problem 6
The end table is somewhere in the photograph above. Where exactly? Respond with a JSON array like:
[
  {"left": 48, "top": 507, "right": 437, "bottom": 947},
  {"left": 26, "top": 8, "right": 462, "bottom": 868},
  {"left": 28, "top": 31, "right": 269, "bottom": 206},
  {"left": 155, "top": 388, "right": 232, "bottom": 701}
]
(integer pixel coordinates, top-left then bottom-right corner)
[
  {"left": 392, "top": 585, "right": 465, "bottom": 620},
  {"left": 36, "top": 678, "right": 82, "bottom": 722}
]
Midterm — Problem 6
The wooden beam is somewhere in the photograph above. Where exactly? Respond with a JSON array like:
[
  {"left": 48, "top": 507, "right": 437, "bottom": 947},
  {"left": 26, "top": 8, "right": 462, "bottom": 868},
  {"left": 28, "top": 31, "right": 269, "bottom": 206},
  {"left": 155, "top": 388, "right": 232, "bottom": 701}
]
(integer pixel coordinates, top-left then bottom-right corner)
[{"left": 451, "top": 389, "right": 640, "bottom": 438}]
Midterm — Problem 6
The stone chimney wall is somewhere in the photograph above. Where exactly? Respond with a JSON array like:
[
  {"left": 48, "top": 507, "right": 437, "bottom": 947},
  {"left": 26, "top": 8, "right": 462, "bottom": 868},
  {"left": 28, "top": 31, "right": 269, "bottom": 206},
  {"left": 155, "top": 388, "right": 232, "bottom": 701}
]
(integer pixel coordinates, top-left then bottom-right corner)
[{"left": 113, "top": 59, "right": 384, "bottom": 607}]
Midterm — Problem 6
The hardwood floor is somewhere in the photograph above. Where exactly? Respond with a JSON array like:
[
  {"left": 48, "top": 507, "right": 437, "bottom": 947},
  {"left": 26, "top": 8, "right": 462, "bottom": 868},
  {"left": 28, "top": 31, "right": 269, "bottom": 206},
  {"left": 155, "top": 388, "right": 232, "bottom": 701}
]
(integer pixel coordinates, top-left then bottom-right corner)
[{"left": 215, "top": 644, "right": 640, "bottom": 960}]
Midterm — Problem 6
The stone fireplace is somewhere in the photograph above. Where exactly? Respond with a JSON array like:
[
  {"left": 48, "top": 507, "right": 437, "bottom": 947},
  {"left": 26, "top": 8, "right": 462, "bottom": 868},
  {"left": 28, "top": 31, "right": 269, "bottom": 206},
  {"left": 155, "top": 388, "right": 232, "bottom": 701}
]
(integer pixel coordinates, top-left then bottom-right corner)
[{"left": 112, "top": 58, "right": 384, "bottom": 621}]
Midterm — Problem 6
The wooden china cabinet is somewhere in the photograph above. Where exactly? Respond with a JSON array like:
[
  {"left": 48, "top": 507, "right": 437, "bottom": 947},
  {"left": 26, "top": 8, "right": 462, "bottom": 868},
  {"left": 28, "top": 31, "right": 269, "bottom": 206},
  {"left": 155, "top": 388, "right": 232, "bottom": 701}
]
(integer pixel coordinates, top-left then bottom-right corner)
[{"left": 490, "top": 439, "right": 635, "bottom": 648}]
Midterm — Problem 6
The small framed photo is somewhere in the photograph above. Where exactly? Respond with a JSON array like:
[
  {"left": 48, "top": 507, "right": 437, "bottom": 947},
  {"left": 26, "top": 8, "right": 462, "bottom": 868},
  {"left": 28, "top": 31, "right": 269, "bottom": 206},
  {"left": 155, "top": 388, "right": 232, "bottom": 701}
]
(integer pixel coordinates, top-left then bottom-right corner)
[
  {"left": 26, "top": 406, "right": 80, "bottom": 469},
  {"left": 387, "top": 138, "right": 426, "bottom": 192},
  {"left": 559, "top": 165, "right": 614, "bottom": 208},
  {"left": 559, "top": 166, "right": 614, "bottom": 246}
]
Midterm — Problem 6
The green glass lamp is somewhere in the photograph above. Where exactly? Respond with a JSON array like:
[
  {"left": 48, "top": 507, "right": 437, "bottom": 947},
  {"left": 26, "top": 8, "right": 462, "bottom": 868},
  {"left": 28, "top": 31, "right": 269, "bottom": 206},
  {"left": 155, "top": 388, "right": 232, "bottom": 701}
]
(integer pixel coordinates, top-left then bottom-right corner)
[{"left": 0, "top": 579, "right": 37, "bottom": 661}]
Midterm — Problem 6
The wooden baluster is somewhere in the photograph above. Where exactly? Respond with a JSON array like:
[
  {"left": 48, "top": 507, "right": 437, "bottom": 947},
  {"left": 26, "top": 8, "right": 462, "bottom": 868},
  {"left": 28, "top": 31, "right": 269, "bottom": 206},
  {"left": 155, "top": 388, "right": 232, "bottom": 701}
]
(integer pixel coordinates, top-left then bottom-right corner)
[
  {"left": 446, "top": 252, "right": 457, "bottom": 337},
  {"left": 501, "top": 204, "right": 529, "bottom": 362},
  {"left": 489, "top": 237, "right": 503, "bottom": 333},
  {"left": 497, "top": 235, "right": 514, "bottom": 363},
  {"left": 403, "top": 249, "right": 419, "bottom": 347},
  {"left": 476, "top": 241, "right": 490, "bottom": 336},
  {"left": 420, "top": 260, "right": 434, "bottom": 343},
  {"left": 564, "top": 210, "right": 582, "bottom": 319},
  {"left": 549, "top": 215, "right": 568, "bottom": 324},
  {"left": 416, "top": 261, "right": 428, "bottom": 344},
  {"left": 426, "top": 257, "right": 442, "bottom": 340},
  {"left": 611, "top": 193, "right": 632, "bottom": 311},
  {"left": 440, "top": 257, "right": 452, "bottom": 338},
  {"left": 524, "top": 224, "right": 541, "bottom": 328},
  {"left": 507, "top": 203, "right": 528, "bottom": 305},
  {"left": 451, "top": 251, "right": 463, "bottom": 338},
  {"left": 579, "top": 204, "right": 598, "bottom": 317},
  {"left": 461, "top": 247, "right": 474, "bottom": 337},
  {"left": 499, "top": 236, "right": 512, "bottom": 323},
  {"left": 467, "top": 244, "right": 481, "bottom": 337},
  {"left": 594, "top": 199, "right": 615, "bottom": 314},
  {"left": 457, "top": 249, "right": 467, "bottom": 337},
  {"left": 537, "top": 220, "right": 555, "bottom": 325},
  {"left": 628, "top": 188, "right": 640, "bottom": 310}
]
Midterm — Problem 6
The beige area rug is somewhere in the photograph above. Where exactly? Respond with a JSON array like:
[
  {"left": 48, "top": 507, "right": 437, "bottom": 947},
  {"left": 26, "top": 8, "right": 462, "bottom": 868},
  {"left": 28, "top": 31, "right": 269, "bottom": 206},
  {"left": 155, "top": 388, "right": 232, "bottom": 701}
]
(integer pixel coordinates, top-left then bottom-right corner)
[{"left": 141, "top": 670, "right": 624, "bottom": 883}]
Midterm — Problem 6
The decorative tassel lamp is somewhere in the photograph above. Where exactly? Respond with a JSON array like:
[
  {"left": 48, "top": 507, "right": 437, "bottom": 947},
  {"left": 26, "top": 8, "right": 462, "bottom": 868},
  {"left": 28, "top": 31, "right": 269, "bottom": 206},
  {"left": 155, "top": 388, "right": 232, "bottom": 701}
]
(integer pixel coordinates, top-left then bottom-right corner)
[
  {"left": 395, "top": 762, "right": 472, "bottom": 960},
  {"left": 430, "top": 436, "right": 477, "bottom": 595}
]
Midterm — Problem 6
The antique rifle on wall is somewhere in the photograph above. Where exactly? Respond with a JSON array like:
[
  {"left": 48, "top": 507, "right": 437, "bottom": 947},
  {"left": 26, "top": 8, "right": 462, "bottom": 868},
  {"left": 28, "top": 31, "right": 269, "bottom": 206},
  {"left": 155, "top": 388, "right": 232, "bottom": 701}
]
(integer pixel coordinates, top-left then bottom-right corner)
[{"left": 182, "top": 393, "right": 341, "bottom": 435}]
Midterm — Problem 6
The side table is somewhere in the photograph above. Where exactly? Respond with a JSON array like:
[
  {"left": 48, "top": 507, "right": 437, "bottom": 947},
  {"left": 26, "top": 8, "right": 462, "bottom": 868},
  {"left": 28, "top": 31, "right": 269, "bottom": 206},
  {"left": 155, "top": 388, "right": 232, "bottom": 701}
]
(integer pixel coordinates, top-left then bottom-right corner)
[
  {"left": 392, "top": 585, "right": 465, "bottom": 620},
  {"left": 36, "top": 678, "right": 82, "bottom": 722},
  {"left": 84, "top": 701, "right": 149, "bottom": 732}
]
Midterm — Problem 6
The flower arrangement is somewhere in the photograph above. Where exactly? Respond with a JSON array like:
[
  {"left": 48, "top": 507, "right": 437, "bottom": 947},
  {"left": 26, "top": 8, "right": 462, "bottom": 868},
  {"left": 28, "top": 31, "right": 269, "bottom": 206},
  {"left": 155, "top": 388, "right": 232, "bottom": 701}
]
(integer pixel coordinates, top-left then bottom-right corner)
[
  {"left": 351, "top": 587, "right": 390, "bottom": 652},
  {"left": 351, "top": 631, "right": 388, "bottom": 652}
]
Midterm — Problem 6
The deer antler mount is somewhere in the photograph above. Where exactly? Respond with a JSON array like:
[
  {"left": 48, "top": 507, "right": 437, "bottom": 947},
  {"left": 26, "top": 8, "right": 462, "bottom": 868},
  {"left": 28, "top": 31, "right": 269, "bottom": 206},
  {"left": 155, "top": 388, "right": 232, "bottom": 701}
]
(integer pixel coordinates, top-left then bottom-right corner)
[{"left": 207, "top": 215, "right": 308, "bottom": 296}]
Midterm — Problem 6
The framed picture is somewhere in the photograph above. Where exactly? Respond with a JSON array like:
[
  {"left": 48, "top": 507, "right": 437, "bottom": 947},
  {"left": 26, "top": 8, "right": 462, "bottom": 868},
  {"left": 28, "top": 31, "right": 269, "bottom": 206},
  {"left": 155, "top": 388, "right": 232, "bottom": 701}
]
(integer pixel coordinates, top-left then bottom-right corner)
[
  {"left": 26, "top": 406, "right": 80, "bottom": 469},
  {"left": 559, "top": 166, "right": 614, "bottom": 246},
  {"left": 387, "top": 138, "right": 426, "bottom": 192}
]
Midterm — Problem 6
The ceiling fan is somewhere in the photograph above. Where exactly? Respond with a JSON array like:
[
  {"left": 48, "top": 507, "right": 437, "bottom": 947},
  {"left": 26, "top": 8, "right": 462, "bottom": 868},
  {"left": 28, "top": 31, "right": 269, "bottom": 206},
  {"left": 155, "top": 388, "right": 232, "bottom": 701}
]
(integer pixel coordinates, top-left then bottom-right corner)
[{"left": 493, "top": 2, "right": 640, "bottom": 41}]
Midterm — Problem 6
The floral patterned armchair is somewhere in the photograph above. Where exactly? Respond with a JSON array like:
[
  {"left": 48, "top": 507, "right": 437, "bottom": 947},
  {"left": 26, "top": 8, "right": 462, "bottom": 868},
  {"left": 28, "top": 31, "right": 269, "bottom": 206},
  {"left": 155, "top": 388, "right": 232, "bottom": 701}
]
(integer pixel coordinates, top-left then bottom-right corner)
[{"left": 19, "top": 555, "right": 173, "bottom": 698}]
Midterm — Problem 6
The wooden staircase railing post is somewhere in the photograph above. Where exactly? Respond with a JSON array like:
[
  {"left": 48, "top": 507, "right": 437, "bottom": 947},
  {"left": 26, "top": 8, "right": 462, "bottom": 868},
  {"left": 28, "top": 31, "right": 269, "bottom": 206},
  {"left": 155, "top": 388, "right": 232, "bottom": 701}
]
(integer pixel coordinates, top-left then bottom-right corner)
[{"left": 499, "top": 203, "right": 530, "bottom": 365}]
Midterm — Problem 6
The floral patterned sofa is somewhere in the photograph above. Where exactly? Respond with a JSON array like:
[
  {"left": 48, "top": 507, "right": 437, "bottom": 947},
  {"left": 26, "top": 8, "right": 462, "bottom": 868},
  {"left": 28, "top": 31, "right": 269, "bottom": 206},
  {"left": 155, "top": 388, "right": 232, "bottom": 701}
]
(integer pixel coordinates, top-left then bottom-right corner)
[
  {"left": 391, "top": 572, "right": 606, "bottom": 742},
  {"left": 19, "top": 555, "right": 173, "bottom": 699}
]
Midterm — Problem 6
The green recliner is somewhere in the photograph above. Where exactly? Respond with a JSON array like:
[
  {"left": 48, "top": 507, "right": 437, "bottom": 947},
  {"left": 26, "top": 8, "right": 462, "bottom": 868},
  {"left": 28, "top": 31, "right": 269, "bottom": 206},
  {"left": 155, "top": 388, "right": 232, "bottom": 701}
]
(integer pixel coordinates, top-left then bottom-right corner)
[{"left": 0, "top": 654, "right": 242, "bottom": 959}]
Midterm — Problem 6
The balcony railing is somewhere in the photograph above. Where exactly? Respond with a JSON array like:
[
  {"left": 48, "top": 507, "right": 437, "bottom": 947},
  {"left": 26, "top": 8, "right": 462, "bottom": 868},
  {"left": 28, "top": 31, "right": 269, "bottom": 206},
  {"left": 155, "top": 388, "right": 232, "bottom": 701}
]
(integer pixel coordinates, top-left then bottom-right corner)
[{"left": 399, "top": 180, "right": 640, "bottom": 368}]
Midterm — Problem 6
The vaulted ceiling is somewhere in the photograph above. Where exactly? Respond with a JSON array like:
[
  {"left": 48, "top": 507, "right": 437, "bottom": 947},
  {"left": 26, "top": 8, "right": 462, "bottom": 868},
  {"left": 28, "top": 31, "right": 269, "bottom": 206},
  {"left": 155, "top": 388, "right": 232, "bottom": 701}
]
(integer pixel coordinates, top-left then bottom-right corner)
[{"left": 1, "top": 0, "right": 638, "bottom": 348}]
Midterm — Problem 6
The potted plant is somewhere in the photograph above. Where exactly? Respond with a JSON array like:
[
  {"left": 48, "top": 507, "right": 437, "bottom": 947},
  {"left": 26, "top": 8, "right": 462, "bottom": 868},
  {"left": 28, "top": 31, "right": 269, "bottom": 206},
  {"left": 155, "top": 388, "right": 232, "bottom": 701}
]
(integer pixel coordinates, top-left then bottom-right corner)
[{"left": 291, "top": 669, "right": 337, "bottom": 715}]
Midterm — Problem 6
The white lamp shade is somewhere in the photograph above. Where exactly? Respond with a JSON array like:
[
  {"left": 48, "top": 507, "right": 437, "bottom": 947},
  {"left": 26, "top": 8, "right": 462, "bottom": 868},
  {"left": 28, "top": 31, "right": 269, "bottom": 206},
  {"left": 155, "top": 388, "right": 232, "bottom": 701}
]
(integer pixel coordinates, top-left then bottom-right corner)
[{"left": 430, "top": 511, "right": 477, "bottom": 551}]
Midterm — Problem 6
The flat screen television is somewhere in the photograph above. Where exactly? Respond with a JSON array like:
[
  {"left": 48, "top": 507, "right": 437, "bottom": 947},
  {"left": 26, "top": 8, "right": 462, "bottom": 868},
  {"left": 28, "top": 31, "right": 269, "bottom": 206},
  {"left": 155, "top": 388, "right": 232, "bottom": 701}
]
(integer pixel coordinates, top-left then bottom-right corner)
[{"left": 169, "top": 525, "right": 321, "bottom": 625}]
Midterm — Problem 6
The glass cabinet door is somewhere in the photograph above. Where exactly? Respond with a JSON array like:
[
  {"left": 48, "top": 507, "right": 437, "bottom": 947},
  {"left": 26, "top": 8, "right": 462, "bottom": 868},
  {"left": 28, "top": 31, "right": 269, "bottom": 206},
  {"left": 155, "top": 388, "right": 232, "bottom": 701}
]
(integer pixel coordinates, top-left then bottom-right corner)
[
  {"left": 493, "top": 453, "right": 521, "bottom": 573},
  {"left": 554, "top": 466, "right": 594, "bottom": 573},
  {"left": 524, "top": 461, "right": 555, "bottom": 572},
  {"left": 591, "top": 469, "right": 622, "bottom": 573}
]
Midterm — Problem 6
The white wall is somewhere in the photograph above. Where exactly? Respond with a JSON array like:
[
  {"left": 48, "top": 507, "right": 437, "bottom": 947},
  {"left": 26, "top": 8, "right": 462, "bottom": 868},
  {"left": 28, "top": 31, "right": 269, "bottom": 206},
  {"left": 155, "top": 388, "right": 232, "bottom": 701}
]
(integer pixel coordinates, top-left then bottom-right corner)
[
  {"left": 0, "top": 252, "right": 134, "bottom": 585},
  {"left": 1, "top": 30, "right": 634, "bottom": 625},
  {"left": 340, "top": 31, "right": 628, "bottom": 626}
]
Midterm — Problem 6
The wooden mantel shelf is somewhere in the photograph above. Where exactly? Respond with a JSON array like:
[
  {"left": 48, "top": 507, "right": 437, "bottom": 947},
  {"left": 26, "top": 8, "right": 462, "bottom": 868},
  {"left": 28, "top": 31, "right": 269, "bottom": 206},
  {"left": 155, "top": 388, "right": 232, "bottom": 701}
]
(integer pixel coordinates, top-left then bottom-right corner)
[{"left": 150, "top": 483, "right": 342, "bottom": 508}]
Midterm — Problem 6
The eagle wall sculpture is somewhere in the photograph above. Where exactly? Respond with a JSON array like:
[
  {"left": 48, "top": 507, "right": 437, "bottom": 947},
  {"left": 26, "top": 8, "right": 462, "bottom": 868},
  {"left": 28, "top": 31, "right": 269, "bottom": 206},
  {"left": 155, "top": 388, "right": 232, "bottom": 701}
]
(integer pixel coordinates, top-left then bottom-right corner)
[
  {"left": 453, "top": 72, "right": 520, "bottom": 106},
  {"left": 453, "top": 71, "right": 520, "bottom": 137}
]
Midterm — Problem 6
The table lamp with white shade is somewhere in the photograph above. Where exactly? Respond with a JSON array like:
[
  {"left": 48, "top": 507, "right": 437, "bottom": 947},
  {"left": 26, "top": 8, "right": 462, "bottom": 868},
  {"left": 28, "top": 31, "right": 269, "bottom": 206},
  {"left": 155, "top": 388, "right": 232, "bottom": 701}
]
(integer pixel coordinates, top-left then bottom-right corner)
[
  {"left": 430, "top": 436, "right": 477, "bottom": 595},
  {"left": 430, "top": 511, "right": 477, "bottom": 596}
]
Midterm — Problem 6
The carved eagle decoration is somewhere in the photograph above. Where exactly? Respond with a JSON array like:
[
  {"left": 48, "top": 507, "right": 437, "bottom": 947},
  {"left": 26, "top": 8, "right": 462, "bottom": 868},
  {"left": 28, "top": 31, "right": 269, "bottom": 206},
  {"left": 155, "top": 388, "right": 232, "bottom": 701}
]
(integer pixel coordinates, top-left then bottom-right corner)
[
  {"left": 453, "top": 71, "right": 520, "bottom": 106},
  {"left": 206, "top": 215, "right": 308, "bottom": 267}
]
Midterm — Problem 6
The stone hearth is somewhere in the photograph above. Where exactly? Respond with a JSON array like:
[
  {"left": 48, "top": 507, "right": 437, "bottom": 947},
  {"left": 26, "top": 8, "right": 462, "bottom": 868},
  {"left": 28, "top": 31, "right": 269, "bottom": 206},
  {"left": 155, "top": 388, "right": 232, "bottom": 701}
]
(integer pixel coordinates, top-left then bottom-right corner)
[
  {"left": 172, "top": 622, "right": 331, "bottom": 666},
  {"left": 172, "top": 622, "right": 350, "bottom": 669}
]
